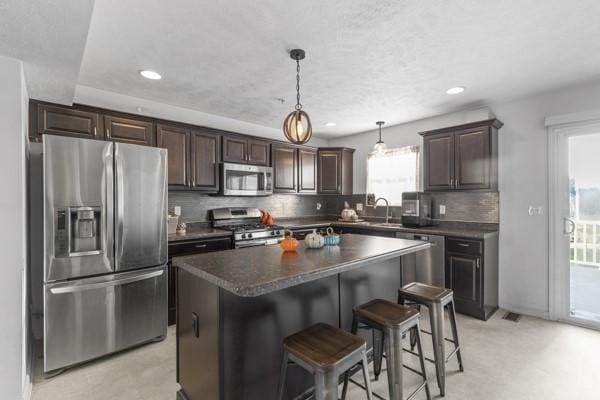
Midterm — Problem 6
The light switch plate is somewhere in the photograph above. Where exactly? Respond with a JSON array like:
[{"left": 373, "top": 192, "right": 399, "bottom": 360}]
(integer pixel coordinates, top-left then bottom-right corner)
[
  {"left": 173, "top": 206, "right": 181, "bottom": 216},
  {"left": 356, "top": 203, "right": 363, "bottom": 211},
  {"left": 439, "top": 205, "right": 446, "bottom": 215}
]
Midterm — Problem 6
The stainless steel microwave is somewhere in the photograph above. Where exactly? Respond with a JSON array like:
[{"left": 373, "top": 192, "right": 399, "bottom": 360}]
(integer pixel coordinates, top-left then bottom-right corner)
[{"left": 221, "top": 162, "right": 273, "bottom": 196}]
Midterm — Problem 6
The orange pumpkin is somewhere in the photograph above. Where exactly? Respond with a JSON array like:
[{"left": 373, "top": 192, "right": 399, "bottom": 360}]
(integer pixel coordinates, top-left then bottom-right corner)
[{"left": 279, "top": 230, "right": 299, "bottom": 252}]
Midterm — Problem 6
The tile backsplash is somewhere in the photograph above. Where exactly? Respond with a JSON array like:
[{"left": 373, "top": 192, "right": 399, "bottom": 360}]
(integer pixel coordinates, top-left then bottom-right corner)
[
  {"left": 169, "top": 191, "right": 498, "bottom": 224},
  {"left": 328, "top": 192, "right": 499, "bottom": 224},
  {"left": 168, "top": 192, "right": 328, "bottom": 222}
]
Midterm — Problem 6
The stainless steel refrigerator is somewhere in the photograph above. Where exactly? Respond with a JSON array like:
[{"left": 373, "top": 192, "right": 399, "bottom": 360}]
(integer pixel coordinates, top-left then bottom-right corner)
[{"left": 43, "top": 135, "right": 168, "bottom": 372}]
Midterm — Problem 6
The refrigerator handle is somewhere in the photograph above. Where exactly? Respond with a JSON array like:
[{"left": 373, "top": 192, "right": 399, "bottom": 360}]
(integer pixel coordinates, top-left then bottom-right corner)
[
  {"left": 49, "top": 269, "right": 164, "bottom": 294},
  {"left": 105, "top": 145, "right": 114, "bottom": 261},
  {"left": 115, "top": 150, "right": 125, "bottom": 266}
]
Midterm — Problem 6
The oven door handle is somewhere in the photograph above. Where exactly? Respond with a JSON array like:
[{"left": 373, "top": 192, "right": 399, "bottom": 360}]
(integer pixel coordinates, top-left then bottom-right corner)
[{"left": 236, "top": 240, "right": 268, "bottom": 248}]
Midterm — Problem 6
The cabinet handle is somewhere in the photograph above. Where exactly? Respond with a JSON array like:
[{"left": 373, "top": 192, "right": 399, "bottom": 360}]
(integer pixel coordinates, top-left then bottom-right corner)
[
  {"left": 457, "top": 243, "right": 470, "bottom": 247},
  {"left": 476, "top": 258, "right": 480, "bottom": 269},
  {"left": 106, "top": 128, "right": 110, "bottom": 138},
  {"left": 94, "top": 127, "right": 97, "bottom": 137},
  {"left": 194, "top": 244, "right": 208, "bottom": 248}
]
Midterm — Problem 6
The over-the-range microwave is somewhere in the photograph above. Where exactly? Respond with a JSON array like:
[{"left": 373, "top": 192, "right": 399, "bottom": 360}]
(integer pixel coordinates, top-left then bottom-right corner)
[{"left": 220, "top": 162, "right": 273, "bottom": 196}]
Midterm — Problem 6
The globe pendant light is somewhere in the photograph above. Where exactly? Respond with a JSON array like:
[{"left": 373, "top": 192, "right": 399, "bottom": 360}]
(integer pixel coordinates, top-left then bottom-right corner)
[
  {"left": 373, "top": 121, "right": 387, "bottom": 156},
  {"left": 283, "top": 49, "right": 313, "bottom": 144}
]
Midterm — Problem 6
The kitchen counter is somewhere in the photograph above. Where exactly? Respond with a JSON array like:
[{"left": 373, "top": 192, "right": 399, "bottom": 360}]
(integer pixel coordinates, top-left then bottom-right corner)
[
  {"left": 174, "top": 234, "right": 429, "bottom": 297},
  {"left": 167, "top": 226, "right": 231, "bottom": 242},
  {"left": 278, "top": 217, "right": 498, "bottom": 239}
]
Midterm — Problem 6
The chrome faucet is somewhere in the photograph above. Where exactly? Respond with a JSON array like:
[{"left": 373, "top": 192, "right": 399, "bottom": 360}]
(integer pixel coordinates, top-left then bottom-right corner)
[{"left": 373, "top": 197, "right": 391, "bottom": 224}]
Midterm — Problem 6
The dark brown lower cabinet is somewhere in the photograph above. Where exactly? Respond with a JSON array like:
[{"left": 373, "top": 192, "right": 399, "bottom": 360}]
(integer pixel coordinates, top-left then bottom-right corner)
[
  {"left": 168, "top": 236, "right": 232, "bottom": 325},
  {"left": 445, "top": 236, "right": 498, "bottom": 320}
]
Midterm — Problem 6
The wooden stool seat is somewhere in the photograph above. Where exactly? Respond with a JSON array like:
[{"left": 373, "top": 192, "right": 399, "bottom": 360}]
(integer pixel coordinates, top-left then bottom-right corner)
[
  {"left": 283, "top": 323, "right": 365, "bottom": 370},
  {"left": 399, "top": 282, "right": 453, "bottom": 305},
  {"left": 353, "top": 299, "right": 419, "bottom": 329}
]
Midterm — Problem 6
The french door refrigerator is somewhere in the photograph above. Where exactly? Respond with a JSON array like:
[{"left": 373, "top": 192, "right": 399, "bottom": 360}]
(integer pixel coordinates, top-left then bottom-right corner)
[{"left": 43, "top": 135, "right": 168, "bottom": 372}]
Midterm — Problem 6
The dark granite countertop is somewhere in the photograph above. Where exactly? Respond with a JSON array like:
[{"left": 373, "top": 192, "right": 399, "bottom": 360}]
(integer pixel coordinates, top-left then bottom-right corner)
[
  {"left": 277, "top": 217, "right": 498, "bottom": 239},
  {"left": 168, "top": 226, "right": 232, "bottom": 243},
  {"left": 174, "top": 234, "right": 430, "bottom": 297}
]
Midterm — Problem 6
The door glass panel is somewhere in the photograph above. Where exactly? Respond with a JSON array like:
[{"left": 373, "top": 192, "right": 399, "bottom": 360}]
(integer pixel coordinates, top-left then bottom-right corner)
[{"left": 568, "top": 133, "right": 600, "bottom": 322}]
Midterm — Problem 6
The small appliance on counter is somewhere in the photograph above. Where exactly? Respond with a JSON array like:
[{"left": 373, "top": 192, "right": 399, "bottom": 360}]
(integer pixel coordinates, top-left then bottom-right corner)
[{"left": 401, "top": 192, "right": 433, "bottom": 227}]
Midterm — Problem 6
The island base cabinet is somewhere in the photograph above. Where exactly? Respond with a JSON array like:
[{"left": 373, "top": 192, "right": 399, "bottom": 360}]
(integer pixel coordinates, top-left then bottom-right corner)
[{"left": 175, "top": 255, "right": 406, "bottom": 400}]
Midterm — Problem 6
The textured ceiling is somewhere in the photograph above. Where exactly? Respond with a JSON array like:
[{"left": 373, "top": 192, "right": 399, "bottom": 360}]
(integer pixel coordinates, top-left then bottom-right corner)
[
  {"left": 0, "top": 0, "right": 95, "bottom": 103},
  {"left": 3, "top": 1, "right": 600, "bottom": 137}
]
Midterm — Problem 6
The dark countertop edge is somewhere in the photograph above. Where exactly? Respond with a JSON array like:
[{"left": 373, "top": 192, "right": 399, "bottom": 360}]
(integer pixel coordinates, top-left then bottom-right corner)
[
  {"left": 168, "top": 229, "right": 232, "bottom": 243},
  {"left": 174, "top": 241, "right": 431, "bottom": 297},
  {"left": 277, "top": 219, "right": 498, "bottom": 238}
]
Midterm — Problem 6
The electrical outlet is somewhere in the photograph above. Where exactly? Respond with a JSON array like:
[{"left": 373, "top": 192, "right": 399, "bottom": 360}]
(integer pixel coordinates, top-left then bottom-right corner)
[
  {"left": 174, "top": 206, "right": 181, "bottom": 216},
  {"left": 439, "top": 205, "right": 446, "bottom": 215},
  {"left": 528, "top": 205, "right": 543, "bottom": 216},
  {"left": 356, "top": 203, "right": 363, "bottom": 211},
  {"left": 316, "top": 202, "right": 322, "bottom": 210}
]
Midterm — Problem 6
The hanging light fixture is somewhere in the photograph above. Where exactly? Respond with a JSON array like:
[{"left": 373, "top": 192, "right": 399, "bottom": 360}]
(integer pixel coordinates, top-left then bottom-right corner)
[
  {"left": 373, "top": 121, "right": 387, "bottom": 155},
  {"left": 283, "top": 49, "right": 313, "bottom": 144}
]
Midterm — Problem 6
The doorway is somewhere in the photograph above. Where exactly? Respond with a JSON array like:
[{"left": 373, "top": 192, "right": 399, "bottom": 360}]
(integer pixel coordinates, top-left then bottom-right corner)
[{"left": 550, "top": 119, "right": 600, "bottom": 330}]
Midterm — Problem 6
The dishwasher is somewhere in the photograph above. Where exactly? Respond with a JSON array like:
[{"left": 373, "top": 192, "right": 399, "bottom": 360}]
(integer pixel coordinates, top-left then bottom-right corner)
[{"left": 396, "top": 232, "right": 445, "bottom": 287}]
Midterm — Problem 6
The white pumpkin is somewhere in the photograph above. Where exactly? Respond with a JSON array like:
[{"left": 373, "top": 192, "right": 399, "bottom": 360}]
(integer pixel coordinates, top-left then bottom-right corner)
[{"left": 304, "top": 229, "right": 325, "bottom": 248}]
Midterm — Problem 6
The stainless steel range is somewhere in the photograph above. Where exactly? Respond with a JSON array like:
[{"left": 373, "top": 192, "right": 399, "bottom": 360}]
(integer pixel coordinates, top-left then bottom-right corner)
[{"left": 210, "top": 207, "right": 284, "bottom": 248}]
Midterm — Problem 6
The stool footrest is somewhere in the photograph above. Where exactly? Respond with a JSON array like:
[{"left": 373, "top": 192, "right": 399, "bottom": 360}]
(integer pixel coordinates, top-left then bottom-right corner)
[{"left": 420, "top": 329, "right": 458, "bottom": 345}]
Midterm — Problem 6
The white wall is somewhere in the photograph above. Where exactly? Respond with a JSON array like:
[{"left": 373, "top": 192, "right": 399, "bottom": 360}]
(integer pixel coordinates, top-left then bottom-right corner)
[
  {"left": 0, "top": 56, "right": 29, "bottom": 399},
  {"left": 328, "top": 80, "right": 600, "bottom": 319}
]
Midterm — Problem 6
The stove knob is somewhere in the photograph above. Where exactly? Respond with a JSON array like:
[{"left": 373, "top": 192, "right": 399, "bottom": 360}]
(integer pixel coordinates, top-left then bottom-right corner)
[
  {"left": 271, "top": 231, "right": 275, "bottom": 236},
  {"left": 276, "top": 230, "right": 281, "bottom": 235},
  {"left": 248, "top": 233, "right": 253, "bottom": 238},
  {"left": 241, "top": 234, "right": 246, "bottom": 239}
]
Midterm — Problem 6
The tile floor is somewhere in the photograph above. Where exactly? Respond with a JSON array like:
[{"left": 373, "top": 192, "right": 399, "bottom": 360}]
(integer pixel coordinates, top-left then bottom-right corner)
[{"left": 31, "top": 310, "right": 600, "bottom": 400}]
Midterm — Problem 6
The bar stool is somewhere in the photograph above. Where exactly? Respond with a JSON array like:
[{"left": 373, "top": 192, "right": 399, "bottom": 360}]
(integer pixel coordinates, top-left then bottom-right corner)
[
  {"left": 277, "top": 323, "right": 373, "bottom": 400},
  {"left": 398, "top": 282, "right": 464, "bottom": 397},
  {"left": 341, "top": 299, "right": 431, "bottom": 400}
]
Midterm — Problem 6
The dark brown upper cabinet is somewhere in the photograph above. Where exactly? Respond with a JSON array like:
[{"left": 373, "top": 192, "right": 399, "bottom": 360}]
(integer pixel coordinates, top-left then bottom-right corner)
[
  {"left": 318, "top": 148, "right": 354, "bottom": 195},
  {"left": 222, "top": 135, "right": 270, "bottom": 166},
  {"left": 247, "top": 138, "right": 270, "bottom": 166},
  {"left": 104, "top": 115, "right": 154, "bottom": 146},
  {"left": 420, "top": 119, "right": 502, "bottom": 192},
  {"left": 272, "top": 144, "right": 298, "bottom": 193},
  {"left": 190, "top": 129, "right": 221, "bottom": 192},
  {"left": 34, "top": 103, "right": 103, "bottom": 141},
  {"left": 298, "top": 148, "right": 317, "bottom": 193},
  {"left": 157, "top": 124, "right": 190, "bottom": 190}
]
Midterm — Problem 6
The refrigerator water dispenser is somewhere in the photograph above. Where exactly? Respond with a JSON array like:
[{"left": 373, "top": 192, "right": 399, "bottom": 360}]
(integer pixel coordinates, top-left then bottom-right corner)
[{"left": 55, "top": 206, "right": 102, "bottom": 257}]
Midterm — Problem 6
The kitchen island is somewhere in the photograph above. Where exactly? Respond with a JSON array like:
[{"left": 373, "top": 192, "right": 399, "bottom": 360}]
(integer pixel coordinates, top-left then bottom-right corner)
[{"left": 174, "top": 234, "right": 430, "bottom": 400}]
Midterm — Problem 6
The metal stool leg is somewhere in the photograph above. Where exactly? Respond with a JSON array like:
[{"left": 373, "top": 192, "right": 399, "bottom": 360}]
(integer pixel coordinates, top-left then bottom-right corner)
[
  {"left": 341, "top": 316, "right": 360, "bottom": 400},
  {"left": 361, "top": 351, "right": 374, "bottom": 400},
  {"left": 384, "top": 328, "right": 403, "bottom": 400},
  {"left": 447, "top": 300, "right": 464, "bottom": 372},
  {"left": 429, "top": 302, "right": 446, "bottom": 396},
  {"left": 276, "top": 350, "right": 288, "bottom": 400},
  {"left": 415, "top": 321, "right": 432, "bottom": 400},
  {"left": 315, "top": 370, "right": 339, "bottom": 400},
  {"left": 373, "top": 328, "right": 384, "bottom": 380}
]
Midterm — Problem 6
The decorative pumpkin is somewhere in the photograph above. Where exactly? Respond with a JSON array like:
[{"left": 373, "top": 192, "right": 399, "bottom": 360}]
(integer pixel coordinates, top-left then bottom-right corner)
[
  {"left": 324, "top": 227, "right": 341, "bottom": 246},
  {"left": 304, "top": 229, "right": 324, "bottom": 249},
  {"left": 280, "top": 230, "right": 299, "bottom": 252}
]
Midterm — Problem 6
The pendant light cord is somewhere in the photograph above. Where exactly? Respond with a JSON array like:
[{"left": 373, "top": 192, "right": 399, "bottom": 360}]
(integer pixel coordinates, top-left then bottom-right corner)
[{"left": 295, "top": 58, "right": 302, "bottom": 111}]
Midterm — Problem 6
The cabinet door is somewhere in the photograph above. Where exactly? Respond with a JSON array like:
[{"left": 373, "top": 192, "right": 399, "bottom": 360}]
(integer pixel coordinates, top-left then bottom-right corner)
[
  {"left": 446, "top": 252, "right": 481, "bottom": 315},
  {"left": 318, "top": 151, "right": 341, "bottom": 194},
  {"left": 247, "top": 139, "right": 270, "bottom": 166},
  {"left": 454, "top": 126, "right": 491, "bottom": 190},
  {"left": 222, "top": 136, "right": 248, "bottom": 163},
  {"left": 272, "top": 144, "right": 297, "bottom": 193},
  {"left": 104, "top": 115, "right": 154, "bottom": 146},
  {"left": 36, "top": 104, "right": 102, "bottom": 140},
  {"left": 157, "top": 124, "right": 190, "bottom": 189},
  {"left": 298, "top": 149, "right": 317, "bottom": 193},
  {"left": 190, "top": 130, "right": 220, "bottom": 192},
  {"left": 423, "top": 132, "right": 454, "bottom": 191}
]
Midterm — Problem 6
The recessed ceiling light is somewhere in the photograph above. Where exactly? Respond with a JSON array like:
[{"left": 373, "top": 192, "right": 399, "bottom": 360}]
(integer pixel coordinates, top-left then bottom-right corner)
[
  {"left": 139, "top": 70, "right": 161, "bottom": 80},
  {"left": 325, "top": 122, "right": 337, "bottom": 127},
  {"left": 446, "top": 86, "right": 465, "bottom": 95}
]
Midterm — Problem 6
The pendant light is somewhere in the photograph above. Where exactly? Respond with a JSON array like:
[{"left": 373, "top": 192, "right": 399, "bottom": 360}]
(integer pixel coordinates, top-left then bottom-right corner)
[
  {"left": 373, "top": 121, "right": 387, "bottom": 155},
  {"left": 283, "top": 49, "right": 313, "bottom": 144}
]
